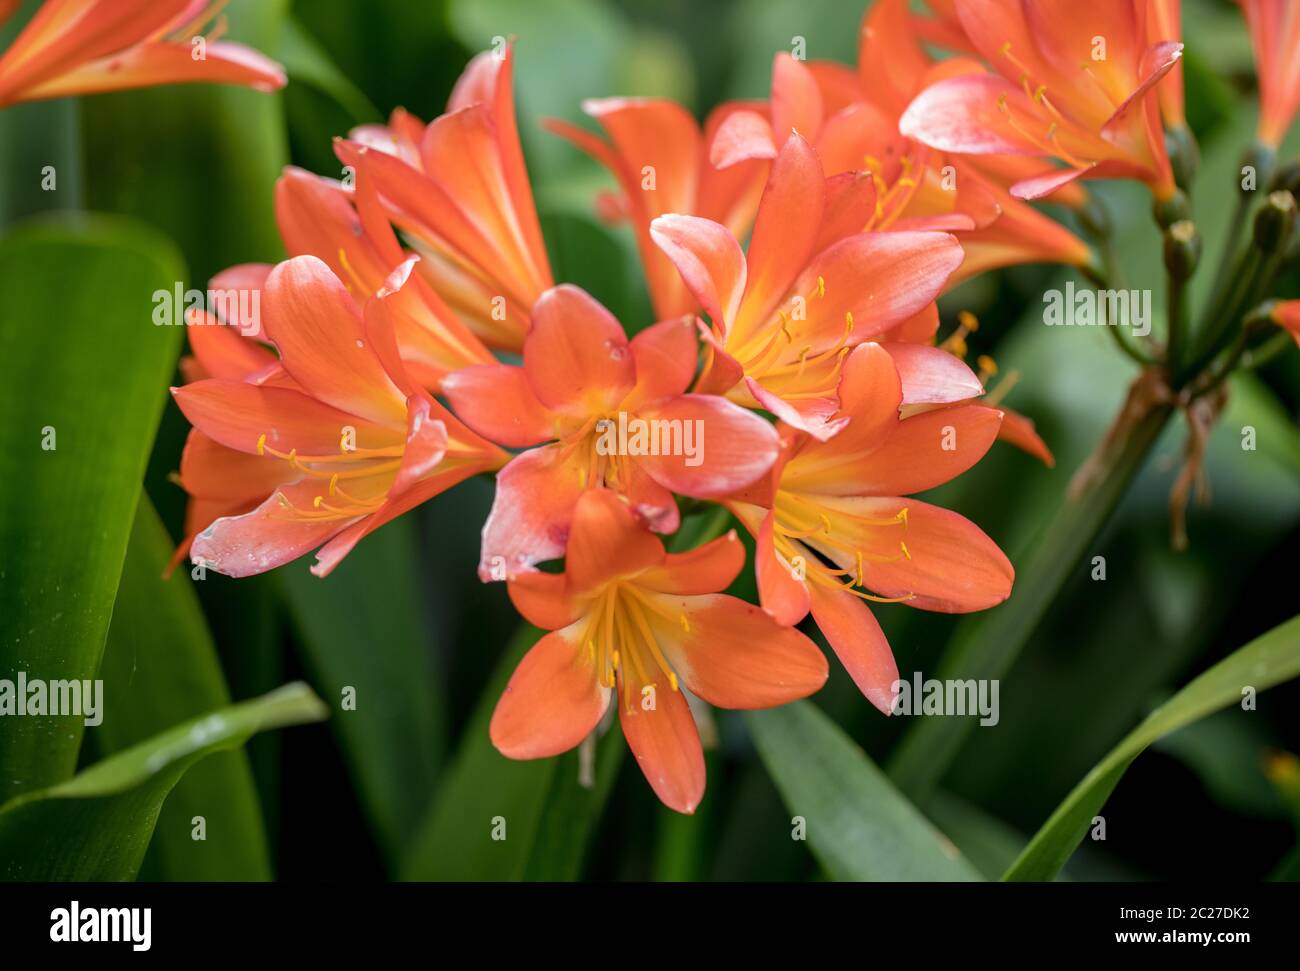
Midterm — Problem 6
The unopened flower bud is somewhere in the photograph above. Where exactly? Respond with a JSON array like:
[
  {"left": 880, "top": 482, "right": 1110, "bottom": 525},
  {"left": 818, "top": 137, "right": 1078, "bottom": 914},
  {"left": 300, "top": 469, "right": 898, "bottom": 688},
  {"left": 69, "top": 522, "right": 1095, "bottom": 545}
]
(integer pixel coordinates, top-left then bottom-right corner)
[
  {"left": 1163, "top": 220, "right": 1201, "bottom": 282},
  {"left": 1153, "top": 188, "right": 1190, "bottom": 229},
  {"left": 1253, "top": 190, "right": 1297, "bottom": 253}
]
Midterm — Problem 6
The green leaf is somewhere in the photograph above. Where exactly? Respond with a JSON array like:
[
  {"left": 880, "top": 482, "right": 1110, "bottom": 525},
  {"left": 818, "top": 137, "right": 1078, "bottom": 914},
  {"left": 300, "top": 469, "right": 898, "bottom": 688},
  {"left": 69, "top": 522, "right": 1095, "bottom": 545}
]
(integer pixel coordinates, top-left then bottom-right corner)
[
  {"left": 404, "top": 622, "right": 622, "bottom": 881},
  {"left": 279, "top": 518, "right": 444, "bottom": 866},
  {"left": 95, "top": 495, "right": 271, "bottom": 880},
  {"left": 747, "top": 701, "right": 981, "bottom": 881},
  {"left": 0, "top": 683, "right": 327, "bottom": 880},
  {"left": 1005, "top": 612, "right": 1300, "bottom": 881},
  {"left": 0, "top": 217, "right": 185, "bottom": 796},
  {"left": 279, "top": 16, "right": 381, "bottom": 124}
]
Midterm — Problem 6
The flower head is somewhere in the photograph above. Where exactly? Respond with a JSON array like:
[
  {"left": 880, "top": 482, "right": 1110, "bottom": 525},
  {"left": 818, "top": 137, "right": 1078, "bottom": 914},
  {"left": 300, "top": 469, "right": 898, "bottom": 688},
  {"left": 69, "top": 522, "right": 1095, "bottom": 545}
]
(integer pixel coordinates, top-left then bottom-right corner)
[
  {"left": 726, "top": 342, "right": 1014, "bottom": 712},
  {"left": 651, "top": 133, "right": 965, "bottom": 440},
  {"left": 172, "top": 255, "right": 506, "bottom": 577},
  {"left": 335, "top": 43, "right": 552, "bottom": 351},
  {"left": 899, "top": 0, "right": 1183, "bottom": 201},
  {"left": 0, "top": 0, "right": 285, "bottom": 107},
  {"left": 492, "top": 488, "right": 828, "bottom": 813},
  {"left": 443, "top": 284, "right": 780, "bottom": 578}
]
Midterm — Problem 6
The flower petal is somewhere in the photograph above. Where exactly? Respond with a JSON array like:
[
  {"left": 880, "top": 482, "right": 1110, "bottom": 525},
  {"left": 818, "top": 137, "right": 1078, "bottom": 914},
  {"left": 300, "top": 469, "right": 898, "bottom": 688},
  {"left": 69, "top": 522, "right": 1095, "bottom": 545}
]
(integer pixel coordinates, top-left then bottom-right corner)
[
  {"left": 757, "top": 510, "right": 813, "bottom": 625},
  {"left": 709, "top": 108, "right": 777, "bottom": 169},
  {"left": 524, "top": 284, "right": 636, "bottom": 414},
  {"left": 618, "top": 670, "right": 705, "bottom": 814},
  {"left": 565, "top": 489, "right": 667, "bottom": 595},
  {"left": 806, "top": 582, "right": 899, "bottom": 715},
  {"left": 442, "top": 363, "right": 553, "bottom": 447},
  {"left": 478, "top": 444, "right": 586, "bottom": 580},
  {"left": 882, "top": 342, "right": 984, "bottom": 405},
  {"left": 639, "top": 529, "right": 745, "bottom": 594},
  {"left": 491, "top": 621, "right": 610, "bottom": 759},
  {"left": 262, "top": 256, "right": 407, "bottom": 425},
  {"left": 629, "top": 315, "right": 699, "bottom": 402},
  {"left": 508, "top": 572, "right": 580, "bottom": 629},
  {"left": 652, "top": 592, "right": 828, "bottom": 708},
  {"left": 634, "top": 393, "right": 780, "bottom": 498},
  {"left": 649, "top": 214, "right": 747, "bottom": 330}
]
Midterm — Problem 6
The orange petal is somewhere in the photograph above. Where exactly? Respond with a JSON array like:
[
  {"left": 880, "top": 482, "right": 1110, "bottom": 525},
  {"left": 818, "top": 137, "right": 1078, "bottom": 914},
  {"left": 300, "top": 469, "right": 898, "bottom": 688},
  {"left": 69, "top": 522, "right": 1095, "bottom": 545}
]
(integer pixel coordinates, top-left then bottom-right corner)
[
  {"left": 190, "top": 480, "right": 355, "bottom": 578},
  {"left": 177, "top": 429, "right": 294, "bottom": 503},
  {"left": 523, "top": 284, "right": 636, "bottom": 414},
  {"left": 633, "top": 393, "right": 780, "bottom": 499},
  {"left": 733, "top": 132, "right": 827, "bottom": 342},
  {"left": 478, "top": 444, "right": 587, "bottom": 580},
  {"left": 565, "top": 489, "right": 667, "bottom": 595},
  {"left": 770, "top": 52, "right": 825, "bottom": 145},
  {"left": 806, "top": 582, "right": 899, "bottom": 715},
  {"left": 652, "top": 592, "right": 828, "bottom": 708},
  {"left": 183, "top": 307, "right": 276, "bottom": 381},
  {"left": 442, "top": 363, "right": 554, "bottom": 448},
  {"left": 709, "top": 108, "right": 777, "bottom": 169},
  {"left": 757, "top": 510, "right": 813, "bottom": 625},
  {"left": 491, "top": 622, "right": 610, "bottom": 760},
  {"left": 629, "top": 316, "right": 699, "bottom": 402},
  {"left": 881, "top": 342, "right": 983, "bottom": 404},
  {"left": 13, "top": 40, "right": 285, "bottom": 103},
  {"left": 997, "top": 406, "right": 1056, "bottom": 467},
  {"left": 814, "top": 495, "right": 1013, "bottom": 612},
  {"left": 618, "top": 669, "right": 705, "bottom": 814},
  {"left": 508, "top": 571, "right": 580, "bottom": 630},
  {"left": 649, "top": 214, "right": 747, "bottom": 331},
  {"left": 262, "top": 256, "right": 407, "bottom": 425},
  {"left": 640, "top": 529, "right": 745, "bottom": 595},
  {"left": 172, "top": 379, "right": 402, "bottom": 457}
]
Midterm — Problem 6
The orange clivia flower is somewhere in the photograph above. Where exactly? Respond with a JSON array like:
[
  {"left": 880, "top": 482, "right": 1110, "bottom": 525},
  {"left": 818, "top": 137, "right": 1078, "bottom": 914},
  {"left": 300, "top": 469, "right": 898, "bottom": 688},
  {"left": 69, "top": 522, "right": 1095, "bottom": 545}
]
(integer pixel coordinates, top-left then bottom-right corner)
[
  {"left": 273, "top": 166, "right": 496, "bottom": 390},
  {"left": 443, "top": 284, "right": 780, "bottom": 578},
  {"left": 707, "top": 3, "right": 1092, "bottom": 283},
  {"left": 725, "top": 343, "right": 1014, "bottom": 712},
  {"left": 0, "top": 0, "right": 285, "bottom": 108},
  {"left": 1239, "top": 0, "right": 1300, "bottom": 148},
  {"left": 544, "top": 98, "right": 768, "bottom": 320},
  {"left": 651, "top": 133, "right": 965, "bottom": 440},
  {"left": 492, "top": 488, "right": 828, "bottom": 813},
  {"left": 899, "top": 0, "right": 1183, "bottom": 201},
  {"left": 172, "top": 255, "right": 506, "bottom": 577},
  {"left": 335, "top": 43, "right": 552, "bottom": 351}
]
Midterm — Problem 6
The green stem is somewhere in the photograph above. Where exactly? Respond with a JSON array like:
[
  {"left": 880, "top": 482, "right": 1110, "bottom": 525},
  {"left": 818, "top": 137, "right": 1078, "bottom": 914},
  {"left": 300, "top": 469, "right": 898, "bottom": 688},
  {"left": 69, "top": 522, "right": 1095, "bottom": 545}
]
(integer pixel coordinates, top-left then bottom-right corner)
[{"left": 886, "top": 389, "right": 1175, "bottom": 802}]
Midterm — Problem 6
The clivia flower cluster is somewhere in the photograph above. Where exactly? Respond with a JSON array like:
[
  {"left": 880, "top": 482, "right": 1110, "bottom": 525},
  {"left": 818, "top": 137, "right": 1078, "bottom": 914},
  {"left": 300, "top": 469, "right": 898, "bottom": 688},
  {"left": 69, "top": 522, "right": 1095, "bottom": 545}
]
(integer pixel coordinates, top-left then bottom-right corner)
[{"left": 59, "top": 0, "right": 1293, "bottom": 813}]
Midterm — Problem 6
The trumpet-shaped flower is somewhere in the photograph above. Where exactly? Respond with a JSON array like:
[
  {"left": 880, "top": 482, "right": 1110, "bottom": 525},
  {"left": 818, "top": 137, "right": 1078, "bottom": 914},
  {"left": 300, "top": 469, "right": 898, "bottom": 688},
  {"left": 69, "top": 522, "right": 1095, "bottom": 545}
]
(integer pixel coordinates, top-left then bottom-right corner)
[
  {"left": 1239, "top": 0, "right": 1300, "bottom": 148},
  {"left": 899, "top": 0, "right": 1182, "bottom": 201},
  {"left": 443, "top": 284, "right": 780, "bottom": 579},
  {"left": 709, "top": 5, "right": 1092, "bottom": 281},
  {"left": 545, "top": 98, "right": 768, "bottom": 319},
  {"left": 651, "top": 133, "right": 965, "bottom": 440},
  {"left": 335, "top": 44, "right": 552, "bottom": 351},
  {"left": 492, "top": 488, "right": 828, "bottom": 813},
  {"left": 726, "top": 343, "right": 1014, "bottom": 712},
  {"left": 0, "top": 0, "right": 285, "bottom": 107},
  {"left": 273, "top": 166, "right": 495, "bottom": 389},
  {"left": 172, "top": 255, "right": 507, "bottom": 577}
]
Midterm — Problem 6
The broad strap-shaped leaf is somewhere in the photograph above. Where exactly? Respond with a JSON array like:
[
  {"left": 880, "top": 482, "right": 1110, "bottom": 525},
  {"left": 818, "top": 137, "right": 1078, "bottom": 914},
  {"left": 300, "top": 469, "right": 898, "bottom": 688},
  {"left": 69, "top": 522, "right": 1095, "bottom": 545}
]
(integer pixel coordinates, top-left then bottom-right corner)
[
  {"left": 279, "top": 518, "right": 445, "bottom": 867},
  {"left": 403, "top": 623, "right": 623, "bottom": 881},
  {"left": 0, "top": 218, "right": 185, "bottom": 795},
  {"left": 1005, "top": 612, "right": 1300, "bottom": 881},
  {"left": 747, "top": 701, "right": 981, "bottom": 881},
  {"left": 95, "top": 495, "right": 271, "bottom": 880},
  {"left": 0, "top": 684, "right": 327, "bottom": 880}
]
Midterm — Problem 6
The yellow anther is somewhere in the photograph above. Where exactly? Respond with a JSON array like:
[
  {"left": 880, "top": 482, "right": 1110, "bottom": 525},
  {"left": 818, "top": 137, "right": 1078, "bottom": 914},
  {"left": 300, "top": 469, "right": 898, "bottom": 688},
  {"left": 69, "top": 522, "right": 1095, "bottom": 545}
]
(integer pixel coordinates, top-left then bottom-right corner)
[
  {"left": 900, "top": 541, "right": 912, "bottom": 561},
  {"left": 845, "top": 311, "right": 855, "bottom": 332},
  {"left": 679, "top": 613, "right": 690, "bottom": 633},
  {"left": 329, "top": 473, "right": 340, "bottom": 496},
  {"left": 996, "top": 93, "right": 1010, "bottom": 114},
  {"left": 864, "top": 154, "right": 882, "bottom": 171},
  {"left": 612, "top": 650, "right": 620, "bottom": 670},
  {"left": 856, "top": 550, "right": 865, "bottom": 585},
  {"left": 977, "top": 354, "right": 998, "bottom": 376},
  {"left": 816, "top": 275, "right": 826, "bottom": 298},
  {"left": 256, "top": 433, "right": 267, "bottom": 456},
  {"left": 958, "top": 310, "right": 979, "bottom": 332},
  {"left": 286, "top": 448, "right": 299, "bottom": 469},
  {"left": 313, "top": 495, "right": 324, "bottom": 509},
  {"left": 897, "top": 507, "right": 909, "bottom": 527},
  {"left": 1032, "top": 84, "right": 1047, "bottom": 102},
  {"left": 668, "top": 671, "right": 679, "bottom": 692}
]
